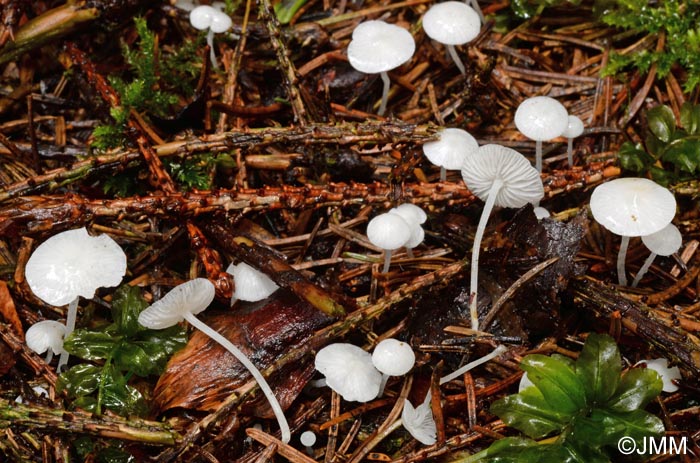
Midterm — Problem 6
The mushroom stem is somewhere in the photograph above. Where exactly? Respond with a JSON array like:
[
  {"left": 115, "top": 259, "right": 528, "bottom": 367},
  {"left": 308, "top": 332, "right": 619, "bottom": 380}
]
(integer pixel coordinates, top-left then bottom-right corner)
[
  {"left": 183, "top": 311, "right": 291, "bottom": 444},
  {"left": 206, "top": 29, "right": 218, "bottom": 69},
  {"left": 377, "top": 374, "right": 389, "bottom": 397},
  {"left": 567, "top": 138, "right": 574, "bottom": 166},
  {"left": 617, "top": 235, "right": 630, "bottom": 286},
  {"left": 446, "top": 44, "right": 466, "bottom": 75},
  {"left": 382, "top": 250, "right": 393, "bottom": 274},
  {"left": 45, "top": 350, "right": 54, "bottom": 364},
  {"left": 469, "top": 178, "right": 503, "bottom": 331},
  {"left": 469, "top": 0, "right": 485, "bottom": 23},
  {"left": 631, "top": 252, "right": 657, "bottom": 288},
  {"left": 57, "top": 296, "right": 79, "bottom": 372},
  {"left": 405, "top": 247, "right": 414, "bottom": 259},
  {"left": 440, "top": 166, "right": 447, "bottom": 182},
  {"left": 535, "top": 140, "right": 543, "bottom": 172},
  {"left": 440, "top": 344, "right": 507, "bottom": 384},
  {"left": 378, "top": 71, "right": 391, "bottom": 116}
]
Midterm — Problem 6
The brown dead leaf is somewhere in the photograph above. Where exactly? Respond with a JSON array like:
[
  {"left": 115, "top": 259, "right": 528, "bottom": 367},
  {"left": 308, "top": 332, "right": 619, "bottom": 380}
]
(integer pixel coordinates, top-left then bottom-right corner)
[{"left": 0, "top": 281, "right": 23, "bottom": 340}]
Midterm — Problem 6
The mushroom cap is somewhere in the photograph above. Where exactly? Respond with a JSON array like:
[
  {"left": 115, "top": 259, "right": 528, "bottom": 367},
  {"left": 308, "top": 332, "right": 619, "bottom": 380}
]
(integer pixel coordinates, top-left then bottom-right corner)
[
  {"left": 366, "top": 213, "right": 412, "bottom": 251},
  {"left": 461, "top": 144, "right": 544, "bottom": 208},
  {"left": 642, "top": 223, "right": 682, "bottom": 256},
  {"left": 25, "top": 227, "right": 127, "bottom": 307},
  {"left": 590, "top": 178, "right": 676, "bottom": 237},
  {"left": 391, "top": 203, "right": 427, "bottom": 225},
  {"left": 190, "top": 5, "right": 216, "bottom": 30},
  {"left": 300, "top": 431, "right": 317, "bottom": 447},
  {"left": 209, "top": 10, "right": 232, "bottom": 33},
  {"left": 561, "top": 115, "right": 584, "bottom": 138},
  {"left": 402, "top": 398, "right": 437, "bottom": 445},
  {"left": 372, "top": 338, "right": 415, "bottom": 376},
  {"left": 226, "top": 262, "right": 279, "bottom": 302},
  {"left": 533, "top": 206, "right": 551, "bottom": 220},
  {"left": 514, "top": 96, "right": 569, "bottom": 141},
  {"left": 422, "top": 1, "right": 481, "bottom": 45},
  {"left": 138, "top": 278, "right": 215, "bottom": 330},
  {"left": 422, "top": 128, "right": 479, "bottom": 170},
  {"left": 404, "top": 225, "right": 425, "bottom": 249},
  {"left": 315, "top": 343, "right": 382, "bottom": 402},
  {"left": 347, "top": 20, "right": 416, "bottom": 74},
  {"left": 637, "top": 358, "right": 681, "bottom": 393},
  {"left": 25, "top": 320, "right": 66, "bottom": 355}
]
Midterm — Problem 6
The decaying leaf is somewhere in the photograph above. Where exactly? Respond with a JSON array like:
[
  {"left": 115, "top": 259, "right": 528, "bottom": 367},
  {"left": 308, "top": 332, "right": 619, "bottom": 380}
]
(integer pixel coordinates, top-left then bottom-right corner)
[
  {"left": 154, "top": 290, "right": 331, "bottom": 417},
  {"left": 0, "top": 281, "right": 23, "bottom": 340}
]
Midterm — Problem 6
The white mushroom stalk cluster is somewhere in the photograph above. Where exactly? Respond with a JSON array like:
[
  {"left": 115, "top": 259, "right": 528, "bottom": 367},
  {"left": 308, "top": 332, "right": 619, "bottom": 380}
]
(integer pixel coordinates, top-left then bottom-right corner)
[
  {"left": 347, "top": 20, "right": 415, "bottom": 116},
  {"left": 25, "top": 227, "right": 127, "bottom": 371},
  {"left": 366, "top": 204, "right": 427, "bottom": 273},
  {"left": 422, "top": 1, "right": 481, "bottom": 75},
  {"left": 461, "top": 144, "right": 544, "bottom": 331},
  {"left": 590, "top": 178, "right": 677, "bottom": 286},
  {"left": 189, "top": 5, "right": 232, "bottom": 69},
  {"left": 138, "top": 278, "right": 291, "bottom": 443},
  {"left": 514, "top": 96, "right": 584, "bottom": 171},
  {"left": 422, "top": 127, "right": 479, "bottom": 181}
]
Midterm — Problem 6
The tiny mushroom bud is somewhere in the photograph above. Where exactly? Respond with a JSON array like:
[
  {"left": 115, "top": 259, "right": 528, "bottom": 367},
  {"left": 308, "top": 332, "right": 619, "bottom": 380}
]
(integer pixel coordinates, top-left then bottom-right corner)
[
  {"left": 314, "top": 343, "right": 382, "bottom": 402},
  {"left": 422, "top": 128, "right": 479, "bottom": 181},
  {"left": 590, "top": 178, "right": 677, "bottom": 286},
  {"left": 25, "top": 320, "right": 67, "bottom": 364},
  {"left": 422, "top": 2, "right": 481, "bottom": 75},
  {"left": 347, "top": 20, "right": 415, "bottom": 116},
  {"left": 514, "top": 96, "right": 569, "bottom": 172},
  {"left": 631, "top": 223, "right": 682, "bottom": 288},
  {"left": 461, "top": 145, "right": 543, "bottom": 330},
  {"left": 561, "top": 115, "right": 584, "bottom": 167},
  {"left": 636, "top": 358, "right": 681, "bottom": 393},
  {"left": 300, "top": 430, "right": 317, "bottom": 455},
  {"left": 226, "top": 262, "right": 279, "bottom": 306},
  {"left": 138, "top": 278, "right": 291, "bottom": 443},
  {"left": 190, "top": 5, "right": 232, "bottom": 69},
  {"left": 25, "top": 227, "right": 126, "bottom": 371},
  {"left": 372, "top": 338, "right": 415, "bottom": 395},
  {"left": 367, "top": 212, "right": 412, "bottom": 273}
]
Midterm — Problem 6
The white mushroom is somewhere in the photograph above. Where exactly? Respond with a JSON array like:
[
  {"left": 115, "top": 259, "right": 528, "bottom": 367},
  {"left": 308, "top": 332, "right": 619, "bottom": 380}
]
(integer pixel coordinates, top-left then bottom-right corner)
[
  {"left": 636, "top": 358, "right": 681, "bottom": 393},
  {"left": 461, "top": 144, "right": 544, "bottom": 330},
  {"left": 389, "top": 204, "right": 427, "bottom": 258},
  {"left": 25, "top": 227, "right": 126, "bottom": 371},
  {"left": 533, "top": 206, "right": 551, "bottom": 220},
  {"left": 401, "top": 394, "right": 437, "bottom": 445},
  {"left": 366, "top": 212, "right": 412, "bottom": 273},
  {"left": 226, "top": 262, "right": 279, "bottom": 306},
  {"left": 25, "top": 320, "right": 67, "bottom": 364},
  {"left": 422, "top": 128, "right": 479, "bottom": 181},
  {"left": 347, "top": 20, "right": 415, "bottom": 116},
  {"left": 138, "top": 278, "right": 291, "bottom": 443},
  {"left": 372, "top": 338, "right": 415, "bottom": 395},
  {"left": 631, "top": 224, "right": 682, "bottom": 287},
  {"left": 561, "top": 115, "right": 584, "bottom": 167},
  {"left": 514, "top": 96, "right": 569, "bottom": 172},
  {"left": 314, "top": 343, "right": 382, "bottom": 402},
  {"left": 190, "top": 5, "right": 232, "bottom": 69},
  {"left": 300, "top": 430, "right": 317, "bottom": 455},
  {"left": 590, "top": 178, "right": 677, "bottom": 286},
  {"left": 422, "top": 2, "right": 481, "bottom": 75}
]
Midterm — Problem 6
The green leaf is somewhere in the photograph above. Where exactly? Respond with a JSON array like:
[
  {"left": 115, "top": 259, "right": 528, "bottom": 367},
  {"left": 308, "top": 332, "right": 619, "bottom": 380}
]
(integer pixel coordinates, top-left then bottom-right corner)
[
  {"left": 572, "top": 409, "right": 664, "bottom": 450},
  {"left": 490, "top": 386, "right": 571, "bottom": 438},
  {"left": 274, "top": 0, "right": 309, "bottom": 24},
  {"left": 112, "top": 325, "right": 186, "bottom": 377},
  {"left": 662, "top": 138, "right": 700, "bottom": 173},
  {"left": 618, "top": 142, "right": 653, "bottom": 172},
  {"left": 649, "top": 165, "right": 674, "bottom": 186},
  {"left": 644, "top": 132, "right": 666, "bottom": 158},
  {"left": 63, "top": 330, "right": 119, "bottom": 361},
  {"left": 575, "top": 333, "right": 621, "bottom": 405},
  {"left": 680, "top": 102, "right": 700, "bottom": 135},
  {"left": 520, "top": 354, "right": 587, "bottom": 414},
  {"left": 110, "top": 285, "right": 148, "bottom": 337},
  {"left": 607, "top": 367, "right": 663, "bottom": 413},
  {"left": 459, "top": 437, "right": 587, "bottom": 463},
  {"left": 57, "top": 364, "right": 102, "bottom": 398},
  {"left": 646, "top": 105, "right": 676, "bottom": 142}
]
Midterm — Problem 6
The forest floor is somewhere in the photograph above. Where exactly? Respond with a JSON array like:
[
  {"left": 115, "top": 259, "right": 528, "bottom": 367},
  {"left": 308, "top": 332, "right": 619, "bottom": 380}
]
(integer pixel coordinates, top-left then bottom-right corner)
[{"left": 0, "top": 0, "right": 699, "bottom": 462}]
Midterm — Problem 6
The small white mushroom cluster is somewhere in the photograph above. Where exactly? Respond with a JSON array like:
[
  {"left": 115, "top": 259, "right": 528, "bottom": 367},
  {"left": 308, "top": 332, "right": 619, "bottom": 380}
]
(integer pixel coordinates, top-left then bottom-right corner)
[
  {"left": 590, "top": 177, "right": 678, "bottom": 286},
  {"left": 366, "top": 204, "right": 427, "bottom": 273},
  {"left": 514, "top": 96, "right": 584, "bottom": 171},
  {"left": 189, "top": 4, "right": 232, "bottom": 69}
]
